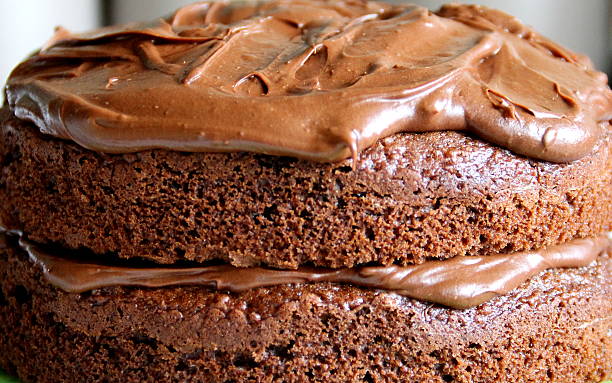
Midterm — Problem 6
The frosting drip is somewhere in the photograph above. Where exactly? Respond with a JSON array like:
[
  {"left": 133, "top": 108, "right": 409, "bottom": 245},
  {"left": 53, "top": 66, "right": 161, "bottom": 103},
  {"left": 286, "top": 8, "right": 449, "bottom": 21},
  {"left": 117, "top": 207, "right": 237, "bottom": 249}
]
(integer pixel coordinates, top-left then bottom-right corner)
[
  {"left": 5, "top": 1, "right": 611, "bottom": 162},
  {"left": 16, "top": 234, "right": 610, "bottom": 309}
]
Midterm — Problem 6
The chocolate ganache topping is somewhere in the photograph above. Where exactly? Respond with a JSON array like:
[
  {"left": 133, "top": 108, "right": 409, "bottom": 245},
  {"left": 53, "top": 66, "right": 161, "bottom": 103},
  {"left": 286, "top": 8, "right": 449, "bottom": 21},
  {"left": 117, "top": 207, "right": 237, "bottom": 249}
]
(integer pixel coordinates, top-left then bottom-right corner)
[
  {"left": 5, "top": 0, "right": 611, "bottom": 162},
  {"left": 16, "top": 234, "right": 610, "bottom": 309}
]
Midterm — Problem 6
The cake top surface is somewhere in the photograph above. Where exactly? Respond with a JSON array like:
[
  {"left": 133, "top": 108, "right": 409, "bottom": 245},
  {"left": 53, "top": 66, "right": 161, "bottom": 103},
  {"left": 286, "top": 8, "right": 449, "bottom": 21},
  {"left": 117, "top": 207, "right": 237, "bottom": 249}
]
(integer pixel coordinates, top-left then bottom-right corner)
[{"left": 5, "top": 0, "right": 612, "bottom": 162}]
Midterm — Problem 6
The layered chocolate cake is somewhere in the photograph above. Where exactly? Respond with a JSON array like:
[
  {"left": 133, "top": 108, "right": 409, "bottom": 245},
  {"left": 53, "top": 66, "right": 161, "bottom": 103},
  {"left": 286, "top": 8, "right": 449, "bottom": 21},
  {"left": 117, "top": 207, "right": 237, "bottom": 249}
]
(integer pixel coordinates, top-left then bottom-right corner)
[{"left": 0, "top": 1, "right": 610, "bottom": 382}]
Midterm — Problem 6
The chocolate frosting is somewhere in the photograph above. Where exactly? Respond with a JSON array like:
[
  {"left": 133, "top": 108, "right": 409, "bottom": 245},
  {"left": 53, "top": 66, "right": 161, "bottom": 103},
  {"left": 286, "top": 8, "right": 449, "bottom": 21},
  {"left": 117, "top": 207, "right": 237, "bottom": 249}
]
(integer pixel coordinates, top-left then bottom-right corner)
[
  {"left": 19, "top": 235, "right": 610, "bottom": 309},
  {"left": 5, "top": 1, "right": 611, "bottom": 162}
]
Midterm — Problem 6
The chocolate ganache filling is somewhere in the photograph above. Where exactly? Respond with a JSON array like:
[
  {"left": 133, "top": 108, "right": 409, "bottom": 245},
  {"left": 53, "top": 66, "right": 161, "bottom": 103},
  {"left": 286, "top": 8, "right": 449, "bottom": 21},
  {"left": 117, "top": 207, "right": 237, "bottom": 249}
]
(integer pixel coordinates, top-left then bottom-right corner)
[
  {"left": 6, "top": 232, "right": 608, "bottom": 309},
  {"left": 5, "top": 1, "right": 612, "bottom": 162}
]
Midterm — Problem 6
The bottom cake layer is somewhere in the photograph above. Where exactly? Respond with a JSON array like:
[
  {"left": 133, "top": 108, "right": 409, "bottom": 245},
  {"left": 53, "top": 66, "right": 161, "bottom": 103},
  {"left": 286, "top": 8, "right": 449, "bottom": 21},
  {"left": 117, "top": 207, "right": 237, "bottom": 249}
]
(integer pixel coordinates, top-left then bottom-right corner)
[{"left": 0, "top": 236, "right": 610, "bottom": 383}]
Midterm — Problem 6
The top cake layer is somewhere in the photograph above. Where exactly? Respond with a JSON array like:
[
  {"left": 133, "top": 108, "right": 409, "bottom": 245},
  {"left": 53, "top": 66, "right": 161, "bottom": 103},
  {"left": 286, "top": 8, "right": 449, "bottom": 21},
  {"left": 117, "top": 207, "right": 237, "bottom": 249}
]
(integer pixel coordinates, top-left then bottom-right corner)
[{"left": 5, "top": 0, "right": 612, "bottom": 162}]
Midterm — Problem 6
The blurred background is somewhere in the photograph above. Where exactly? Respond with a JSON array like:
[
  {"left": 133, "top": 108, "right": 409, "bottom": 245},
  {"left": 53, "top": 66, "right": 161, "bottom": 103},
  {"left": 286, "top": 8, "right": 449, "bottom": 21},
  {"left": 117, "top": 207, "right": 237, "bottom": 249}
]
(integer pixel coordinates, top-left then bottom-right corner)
[{"left": 1, "top": 0, "right": 610, "bottom": 93}]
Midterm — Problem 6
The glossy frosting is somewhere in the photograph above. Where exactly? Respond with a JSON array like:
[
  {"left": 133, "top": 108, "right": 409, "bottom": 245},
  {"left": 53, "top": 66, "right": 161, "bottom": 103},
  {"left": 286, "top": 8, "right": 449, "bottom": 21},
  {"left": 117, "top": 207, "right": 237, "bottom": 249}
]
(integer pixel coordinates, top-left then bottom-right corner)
[
  {"left": 6, "top": 1, "right": 611, "bottom": 162},
  {"left": 17, "top": 234, "right": 609, "bottom": 309}
]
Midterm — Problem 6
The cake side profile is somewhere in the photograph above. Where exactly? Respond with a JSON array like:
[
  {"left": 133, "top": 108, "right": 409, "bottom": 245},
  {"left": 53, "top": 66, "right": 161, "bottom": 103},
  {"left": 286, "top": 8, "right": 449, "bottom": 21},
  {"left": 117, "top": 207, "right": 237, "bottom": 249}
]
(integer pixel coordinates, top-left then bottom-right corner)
[
  {"left": 1, "top": 0, "right": 610, "bottom": 267},
  {"left": 0, "top": 233, "right": 610, "bottom": 383},
  {"left": 0, "top": 1, "right": 610, "bottom": 382},
  {"left": 0, "top": 110, "right": 610, "bottom": 267}
]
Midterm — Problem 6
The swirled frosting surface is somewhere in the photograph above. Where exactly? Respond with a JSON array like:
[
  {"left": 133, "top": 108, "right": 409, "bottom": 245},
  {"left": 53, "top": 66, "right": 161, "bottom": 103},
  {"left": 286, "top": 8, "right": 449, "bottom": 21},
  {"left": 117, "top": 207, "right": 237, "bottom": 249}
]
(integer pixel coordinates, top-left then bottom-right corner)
[{"left": 5, "top": 0, "right": 612, "bottom": 162}]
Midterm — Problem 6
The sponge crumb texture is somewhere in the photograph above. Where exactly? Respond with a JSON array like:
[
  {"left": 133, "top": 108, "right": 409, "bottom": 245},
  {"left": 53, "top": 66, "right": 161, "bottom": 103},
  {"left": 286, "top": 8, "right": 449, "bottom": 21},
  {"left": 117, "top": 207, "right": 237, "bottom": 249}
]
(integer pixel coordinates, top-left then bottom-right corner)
[
  {"left": 0, "top": 238, "right": 610, "bottom": 383},
  {"left": 0, "top": 108, "right": 610, "bottom": 268}
]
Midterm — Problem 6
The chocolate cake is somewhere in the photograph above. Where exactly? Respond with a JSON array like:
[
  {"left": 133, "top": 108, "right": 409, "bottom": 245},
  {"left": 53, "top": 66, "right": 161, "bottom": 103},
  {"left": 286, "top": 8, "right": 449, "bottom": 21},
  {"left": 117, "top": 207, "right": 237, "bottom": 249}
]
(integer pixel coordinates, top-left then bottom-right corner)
[{"left": 0, "top": 1, "right": 610, "bottom": 382}]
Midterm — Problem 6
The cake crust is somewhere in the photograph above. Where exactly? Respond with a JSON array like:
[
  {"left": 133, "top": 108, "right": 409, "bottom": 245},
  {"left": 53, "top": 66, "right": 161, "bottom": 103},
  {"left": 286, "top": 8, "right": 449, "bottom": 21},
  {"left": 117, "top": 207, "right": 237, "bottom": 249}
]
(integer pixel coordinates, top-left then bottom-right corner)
[
  {"left": 0, "top": 235, "right": 610, "bottom": 383},
  {"left": 1, "top": 108, "right": 610, "bottom": 267}
]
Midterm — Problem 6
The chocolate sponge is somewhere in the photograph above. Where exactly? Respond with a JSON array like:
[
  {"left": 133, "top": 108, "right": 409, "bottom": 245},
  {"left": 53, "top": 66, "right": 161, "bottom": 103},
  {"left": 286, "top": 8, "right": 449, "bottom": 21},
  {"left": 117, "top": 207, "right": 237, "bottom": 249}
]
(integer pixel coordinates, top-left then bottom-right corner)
[
  {"left": 0, "top": 109, "right": 609, "bottom": 268},
  {"left": 0, "top": 234, "right": 610, "bottom": 383}
]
